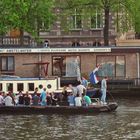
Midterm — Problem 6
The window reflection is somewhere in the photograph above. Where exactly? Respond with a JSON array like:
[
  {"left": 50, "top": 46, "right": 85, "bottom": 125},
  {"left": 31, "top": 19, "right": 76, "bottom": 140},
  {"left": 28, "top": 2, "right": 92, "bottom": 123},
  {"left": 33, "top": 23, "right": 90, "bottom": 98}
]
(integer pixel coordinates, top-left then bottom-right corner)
[
  {"left": 52, "top": 56, "right": 80, "bottom": 77},
  {"left": 116, "top": 56, "right": 125, "bottom": 77},
  {"left": 0, "top": 83, "right": 2, "bottom": 91},
  {"left": 1, "top": 56, "right": 14, "bottom": 71},
  {"left": 53, "top": 56, "right": 66, "bottom": 76},
  {"left": 97, "top": 56, "right": 115, "bottom": 78},
  {"left": 97, "top": 55, "right": 125, "bottom": 78},
  {"left": 6, "top": 83, "right": 13, "bottom": 92},
  {"left": 1, "top": 57, "right": 7, "bottom": 70},
  {"left": 71, "top": 9, "right": 82, "bottom": 29}
]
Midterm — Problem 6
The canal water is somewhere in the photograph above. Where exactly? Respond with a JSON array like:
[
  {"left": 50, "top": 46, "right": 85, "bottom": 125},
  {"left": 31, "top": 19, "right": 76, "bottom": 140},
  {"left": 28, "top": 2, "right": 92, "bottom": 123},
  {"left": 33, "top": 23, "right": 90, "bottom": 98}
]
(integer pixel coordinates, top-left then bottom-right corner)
[{"left": 0, "top": 97, "right": 140, "bottom": 140}]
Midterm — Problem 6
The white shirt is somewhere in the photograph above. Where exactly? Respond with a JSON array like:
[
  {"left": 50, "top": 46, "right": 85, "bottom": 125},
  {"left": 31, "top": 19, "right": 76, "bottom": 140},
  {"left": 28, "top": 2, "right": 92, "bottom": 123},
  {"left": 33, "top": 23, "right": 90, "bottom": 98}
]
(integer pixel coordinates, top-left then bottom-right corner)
[
  {"left": 75, "top": 97, "right": 82, "bottom": 106},
  {"left": 4, "top": 96, "right": 14, "bottom": 106},
  {"left": 101, "top": 79, "right": 107, "bottom": 89},
  {"left": 0, "top": 95, "right": 4, "bottom": 105},
  {"left": 76, "top": 84, "right": 86, "bottom": 96}
]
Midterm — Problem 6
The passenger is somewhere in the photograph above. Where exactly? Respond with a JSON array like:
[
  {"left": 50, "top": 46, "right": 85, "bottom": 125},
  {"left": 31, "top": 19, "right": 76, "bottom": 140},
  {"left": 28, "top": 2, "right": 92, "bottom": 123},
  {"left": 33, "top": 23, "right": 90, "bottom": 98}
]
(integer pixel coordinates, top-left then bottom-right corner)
[
  {"left": 68, "top": 84, "right": 78, "bottom": 96},
  {"left": 2, "top": 92, "right": 6, "bottom": 99},
  {"left": 32, "top": 92, "right": 39, "bottom": 106},
  {"left": 46, "top": 92, "right": 52, "bottom": 106},
  {"left": 28, "top": 93, "right": 32, "bottom": 101},
  {"left": 58, "top": 92, "right": 63, "bottom": 102},
  {"left": 4, "top": 93, "right": 14, "bottom": 106},
  {"left": 101, "top": 76, "right": 108, "bottom": 105},
  {"left": 40, "top": 88, "right": 47, "bottom": 106},
  {"left": 51, "top": 93, "right": 58, "bottom": 106},
  {"left": 0, "top": 92, "right": 4, "bottom": 106},
  {"left": 9, "top": 91, "right": 16, "bottom": 106},
  {"left": 24, "top": 91, "right": 31, "bottom": 106},
  {"left": 67, "top": 92, "right": 75, "bottom": 106},
  {"left": 62, "top": 86, "right": 68, "bottom": 101},
  {"left": 14, "top": 90, "right": 22, "bottom": 105},
  {"left": 82, "top": 93, "right": 92, "bottom": 106},
  {"left": 75, "top": 93, "right": 82, "bottom": 107},
  {"left": 15, "top": 93, "right": 20, "bottom": 105},
  {"left": 18, "top": 91, "right": 24, "bottom": 105},
  {"left": 76, "top": 81, "right": 86, "bottom": 97},
  {"left": 33, "top": 87, "right": 38, "bottom": 97}
]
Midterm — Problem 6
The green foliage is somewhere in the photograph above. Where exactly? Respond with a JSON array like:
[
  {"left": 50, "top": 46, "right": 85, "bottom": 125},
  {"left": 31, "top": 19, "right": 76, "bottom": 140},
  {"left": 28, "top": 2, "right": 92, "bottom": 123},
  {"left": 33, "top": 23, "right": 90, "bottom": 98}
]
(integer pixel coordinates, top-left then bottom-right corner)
[
  {"left": 59, "top": 0, "right": 140, "bottom": 43},
  {"left": 124, "top": 0, "right": 140, "bottom": 33},
  {"left": 0, "top": 0, "right": 54, "bottom": 39}
]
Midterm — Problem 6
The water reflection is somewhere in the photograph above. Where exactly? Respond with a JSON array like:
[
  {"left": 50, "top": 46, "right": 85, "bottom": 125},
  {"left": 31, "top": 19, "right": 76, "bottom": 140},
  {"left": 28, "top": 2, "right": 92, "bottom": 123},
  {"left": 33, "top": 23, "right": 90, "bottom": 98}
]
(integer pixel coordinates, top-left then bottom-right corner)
[{"left": 0, "top": 98, "right": 140, "bottom": 140}]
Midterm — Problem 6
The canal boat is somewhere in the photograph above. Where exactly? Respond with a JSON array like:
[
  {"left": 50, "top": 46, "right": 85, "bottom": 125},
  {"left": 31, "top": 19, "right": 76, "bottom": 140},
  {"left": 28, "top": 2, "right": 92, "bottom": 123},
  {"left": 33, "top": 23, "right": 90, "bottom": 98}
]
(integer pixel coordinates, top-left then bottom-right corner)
[
  {"left": 0, "top": 75, "right": 61, "bottom": 93},
  {"left": 0, "top": 102, "right": 118, "bottom": 115}
]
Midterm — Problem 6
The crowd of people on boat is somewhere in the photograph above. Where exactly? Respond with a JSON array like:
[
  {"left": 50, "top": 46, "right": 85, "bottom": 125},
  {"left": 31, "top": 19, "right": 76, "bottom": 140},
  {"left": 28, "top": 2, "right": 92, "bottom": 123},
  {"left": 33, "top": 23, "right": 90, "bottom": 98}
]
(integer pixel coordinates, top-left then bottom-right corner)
[
  {"left": 0, "top": 85, "right": 91, "bottom": 107},
  {"left": 0, "top": 76, "right": 108, "bottom": 107}
]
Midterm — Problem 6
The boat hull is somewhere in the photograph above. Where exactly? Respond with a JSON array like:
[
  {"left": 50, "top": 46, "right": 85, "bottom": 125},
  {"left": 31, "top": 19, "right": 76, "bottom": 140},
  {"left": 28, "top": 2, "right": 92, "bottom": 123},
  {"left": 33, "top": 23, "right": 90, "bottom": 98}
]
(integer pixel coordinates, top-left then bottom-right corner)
[{"left": 0, "top": 102, "right": 118, "bottom": 115}]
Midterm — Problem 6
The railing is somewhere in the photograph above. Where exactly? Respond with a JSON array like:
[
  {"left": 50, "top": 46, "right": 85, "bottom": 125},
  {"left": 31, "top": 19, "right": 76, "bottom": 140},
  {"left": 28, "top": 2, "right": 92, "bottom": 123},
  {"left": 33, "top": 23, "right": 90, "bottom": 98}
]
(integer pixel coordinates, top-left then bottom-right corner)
[
  {"left": 134, "top": 78, "right": 140, "bottom": 86},
  {"left": 92, "top": 78, "right": 140, "bottom": 90},
  {"left": 0, "top": 36, "right": 117, "bottom": 48},
  {"left": 0, "top": 36, "right": 37, "bottom": 47}
]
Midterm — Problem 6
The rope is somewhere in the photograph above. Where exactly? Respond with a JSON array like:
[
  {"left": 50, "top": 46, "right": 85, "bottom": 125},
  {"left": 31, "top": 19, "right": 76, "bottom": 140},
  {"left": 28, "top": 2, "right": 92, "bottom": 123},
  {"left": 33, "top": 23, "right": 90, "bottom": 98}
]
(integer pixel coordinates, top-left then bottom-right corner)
[{"left": 107, "top": 90, "right": 116, "bottom": 102}]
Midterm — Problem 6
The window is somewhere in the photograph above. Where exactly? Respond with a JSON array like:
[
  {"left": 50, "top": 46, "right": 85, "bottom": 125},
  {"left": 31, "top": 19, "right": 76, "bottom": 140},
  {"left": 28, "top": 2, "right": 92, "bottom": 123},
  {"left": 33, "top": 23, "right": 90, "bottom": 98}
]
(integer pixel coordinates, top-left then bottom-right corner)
[
  {"left": 1, "top": 56, "right": 14, "bottom": 71},
  {"left": 53, "top": 56, "right": 66, "bottom": 76},
  {"left": 52, "top": 56, "right": 81, "bottom": 77},
  {"left": 40, "top": 21, "right": 51, "bottom": 31},
  {"left": 97, "top": 55, "right": 125, "bottom": 78},
  {"left": 91, "top": 10, "right": 102, "bottom": 29},
  {"left": 17, "top": 83, "right": 24, "bottom": 91},
  {"left": 0, "top": 83, "right": 2, "bottom": 91},
  {"left": 71, "top": 9, "right": 82, "bottom": 29},
  {"left": 6, "top": 83, "right": 13, "bottom": 92},
  {"left": 28, "top": 83, "right": 34, "bottom": 91},
  {"left": 116, "top": 56, "right": 125, "bottom": 77}
]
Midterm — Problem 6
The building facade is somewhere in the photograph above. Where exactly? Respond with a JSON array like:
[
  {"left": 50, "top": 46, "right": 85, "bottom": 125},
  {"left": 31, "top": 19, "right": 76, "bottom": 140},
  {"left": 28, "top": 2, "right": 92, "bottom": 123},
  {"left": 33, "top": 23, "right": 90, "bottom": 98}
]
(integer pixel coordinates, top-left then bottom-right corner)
[
  {"left": 0, "top": 47, "right": 139, "bottom": 82},
  {"left": 39, "top": 7, "right": 116, "bottom": 47}
]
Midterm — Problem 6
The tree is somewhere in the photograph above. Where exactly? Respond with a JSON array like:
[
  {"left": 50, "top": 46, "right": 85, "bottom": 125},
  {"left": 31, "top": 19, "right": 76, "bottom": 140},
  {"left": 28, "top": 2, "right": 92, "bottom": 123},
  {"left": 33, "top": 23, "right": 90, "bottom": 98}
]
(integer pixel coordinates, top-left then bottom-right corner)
[
  {"left": 0, "top": 0, "right": 54, "bottom": 45},
  {"left": 123, "top": 0, "right": 140, "bottom": 38},
  {"left": 59, "top": 0, "right": 119, "bottom": 46},
  {"left": 59, "top": 0, "right": 140, "bottom": 45}
]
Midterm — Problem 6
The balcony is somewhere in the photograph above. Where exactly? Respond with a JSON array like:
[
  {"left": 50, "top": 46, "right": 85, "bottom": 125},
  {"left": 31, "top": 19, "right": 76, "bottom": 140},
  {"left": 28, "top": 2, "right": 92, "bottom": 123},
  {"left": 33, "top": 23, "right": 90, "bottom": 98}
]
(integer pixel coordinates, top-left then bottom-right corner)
[
  {"left": 0, "top": 36, "right": 37, "bottom": 48},
  {"left": 0, "top": 36, "right": 117, "bottom": 48}
]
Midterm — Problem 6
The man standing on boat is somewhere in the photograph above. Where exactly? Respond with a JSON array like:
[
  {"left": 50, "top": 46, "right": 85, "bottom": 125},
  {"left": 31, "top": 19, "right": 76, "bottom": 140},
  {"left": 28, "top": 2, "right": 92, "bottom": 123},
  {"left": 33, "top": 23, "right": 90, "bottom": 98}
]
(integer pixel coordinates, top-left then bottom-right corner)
[
  {"left": 40, "top": 88, "right": 47, "bottom": 106},
  {"left": 101, "top": 76, "right": 108, "bottom": 105},
  {"left": 76, "top": 81, "right": 86, "bottom": 97}
]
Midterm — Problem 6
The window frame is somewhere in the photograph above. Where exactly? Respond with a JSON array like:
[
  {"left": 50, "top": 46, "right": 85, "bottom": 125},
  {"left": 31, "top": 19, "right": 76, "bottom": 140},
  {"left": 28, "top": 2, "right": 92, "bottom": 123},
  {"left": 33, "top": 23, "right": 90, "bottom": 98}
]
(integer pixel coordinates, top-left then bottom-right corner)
[
  {"left": 0, "top": 83, "right": 2, "bottom": 91},
  {"left": 28, "top": 83, "right": 34, "bottom": 91},
  {"left": 71, "top": 9, "right": 82, "bottom": 29},
  {"left": 1, "top": 56, "right": 15, "bottom": 71},
  {"left": 90, "top": 10, "right": 103, "bottom": 29},
  {"left": 96, "top": 55, "right": 126, "bottom": 79},
  {"left": 17, "top": 83, "right": 24, "bottom": 92},
  {"left": 52, "top": 55, "right": 81, "bottom": 77}
]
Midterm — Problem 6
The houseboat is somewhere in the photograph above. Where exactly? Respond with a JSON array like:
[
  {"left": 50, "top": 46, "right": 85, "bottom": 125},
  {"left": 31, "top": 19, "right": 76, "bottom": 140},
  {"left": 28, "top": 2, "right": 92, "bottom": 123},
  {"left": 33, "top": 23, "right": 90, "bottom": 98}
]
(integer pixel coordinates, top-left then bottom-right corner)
[{"left": 0, "top": 75, "right": 61, "bottom": 94}]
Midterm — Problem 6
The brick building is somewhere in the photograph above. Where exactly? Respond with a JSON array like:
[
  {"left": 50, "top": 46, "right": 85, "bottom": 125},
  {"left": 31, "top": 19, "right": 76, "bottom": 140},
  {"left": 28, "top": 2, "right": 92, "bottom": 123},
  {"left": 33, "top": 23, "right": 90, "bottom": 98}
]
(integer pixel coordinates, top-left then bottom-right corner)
[
  {"left": 39, "top": 7, "right": 116, "bottom": 47},
  {"left": 0, "top": 47, "right": 139, "bottom": 83},
  {"left": 0, "top": 4, "right": 139, "bottom": 85}
]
